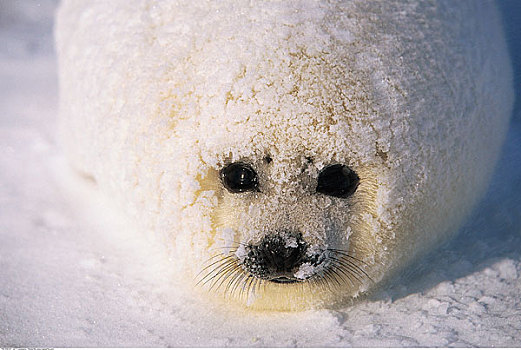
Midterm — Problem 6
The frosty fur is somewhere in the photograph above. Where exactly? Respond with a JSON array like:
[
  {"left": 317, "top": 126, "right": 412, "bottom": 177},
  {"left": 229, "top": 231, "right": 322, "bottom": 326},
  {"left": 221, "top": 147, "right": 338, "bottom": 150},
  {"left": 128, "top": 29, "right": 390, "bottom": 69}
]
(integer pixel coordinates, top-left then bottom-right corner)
[{"left": 56, "top": 0, "right": 513, "bottom": 310}]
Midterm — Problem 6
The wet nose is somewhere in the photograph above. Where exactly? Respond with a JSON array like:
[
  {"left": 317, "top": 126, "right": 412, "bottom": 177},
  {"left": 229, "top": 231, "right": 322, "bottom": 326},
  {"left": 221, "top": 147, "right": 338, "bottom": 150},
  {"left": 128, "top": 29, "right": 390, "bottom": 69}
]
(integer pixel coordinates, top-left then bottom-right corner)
[{"left": 245, "top": 232, "right": 307, "bottom": 279}]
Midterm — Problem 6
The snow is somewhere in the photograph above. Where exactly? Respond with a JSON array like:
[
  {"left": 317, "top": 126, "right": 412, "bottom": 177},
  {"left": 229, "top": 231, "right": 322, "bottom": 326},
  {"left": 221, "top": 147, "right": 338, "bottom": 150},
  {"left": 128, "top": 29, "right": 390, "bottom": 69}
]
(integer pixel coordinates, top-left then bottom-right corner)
[
  {"left": 1, "top": 1, "right": 521, "bottom": 347},
  {"left": 294, "top": 263, "right": 315, "bottom": 280}
]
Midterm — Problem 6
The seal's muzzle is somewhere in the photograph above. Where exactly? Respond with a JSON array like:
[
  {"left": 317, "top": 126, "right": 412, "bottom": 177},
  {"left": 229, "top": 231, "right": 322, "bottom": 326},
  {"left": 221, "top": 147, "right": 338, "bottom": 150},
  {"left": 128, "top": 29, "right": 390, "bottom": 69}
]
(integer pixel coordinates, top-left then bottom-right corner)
[{"left": 241, "top": 232, "right": 326, "bottom": 283}]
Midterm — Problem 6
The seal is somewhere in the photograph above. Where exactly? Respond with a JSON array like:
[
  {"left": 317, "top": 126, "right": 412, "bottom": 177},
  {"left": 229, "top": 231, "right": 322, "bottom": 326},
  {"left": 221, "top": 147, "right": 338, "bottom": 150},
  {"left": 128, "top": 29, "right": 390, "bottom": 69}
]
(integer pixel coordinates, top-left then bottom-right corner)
[{"left": 56, "top": 0, "right": 513, "bottom": 310}]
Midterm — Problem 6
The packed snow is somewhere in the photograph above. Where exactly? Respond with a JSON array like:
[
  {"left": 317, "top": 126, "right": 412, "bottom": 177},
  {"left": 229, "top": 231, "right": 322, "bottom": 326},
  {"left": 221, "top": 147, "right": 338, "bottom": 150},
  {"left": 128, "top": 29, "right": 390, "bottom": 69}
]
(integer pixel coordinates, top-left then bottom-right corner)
[{"left": 1, "top": 1, "right": 520, "bottom": 347}]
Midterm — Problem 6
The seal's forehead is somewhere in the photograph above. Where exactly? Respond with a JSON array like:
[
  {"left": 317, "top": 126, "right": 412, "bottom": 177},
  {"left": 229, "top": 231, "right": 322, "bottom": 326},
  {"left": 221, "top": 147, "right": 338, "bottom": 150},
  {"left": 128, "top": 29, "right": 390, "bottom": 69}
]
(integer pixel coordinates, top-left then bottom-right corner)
[{"left": 182, "top": 55, "right": 382, "bottom": 168}]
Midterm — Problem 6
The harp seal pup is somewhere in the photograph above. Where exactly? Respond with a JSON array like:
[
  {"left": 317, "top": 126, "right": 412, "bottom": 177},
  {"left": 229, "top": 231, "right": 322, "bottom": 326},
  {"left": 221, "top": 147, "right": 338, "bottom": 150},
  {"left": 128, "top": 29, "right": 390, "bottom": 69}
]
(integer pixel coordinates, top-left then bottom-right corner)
[{"left": 56, "top": 0, "right": 513, "bottom": 310}]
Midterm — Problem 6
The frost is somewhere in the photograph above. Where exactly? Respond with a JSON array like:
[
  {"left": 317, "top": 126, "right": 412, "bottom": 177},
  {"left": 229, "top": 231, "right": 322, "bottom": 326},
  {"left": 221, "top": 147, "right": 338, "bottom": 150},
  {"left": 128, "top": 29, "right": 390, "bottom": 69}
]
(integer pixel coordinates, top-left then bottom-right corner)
[
  {"left": 235, "top": 243, "right": 248, "bottom": 262},
  {"left": 284, "top": 235, "right": 298, "bottom": 249},
  {"left": 217, "top": 227, "right": 236, "bottom": 253},
  {"left": 294, "top": 263, "right": 316, "bottom": 280}
]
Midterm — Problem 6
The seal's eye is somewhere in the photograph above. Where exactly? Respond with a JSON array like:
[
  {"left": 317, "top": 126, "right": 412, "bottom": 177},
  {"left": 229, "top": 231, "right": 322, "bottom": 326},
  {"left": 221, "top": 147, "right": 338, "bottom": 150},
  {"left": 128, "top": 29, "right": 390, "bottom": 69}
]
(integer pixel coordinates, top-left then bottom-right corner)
[
  {"left": 316, "top": 164, "right": 359, "bottom": 198},
  {"left": 220, "top": 162, "right": 259, "bottom": 193}
]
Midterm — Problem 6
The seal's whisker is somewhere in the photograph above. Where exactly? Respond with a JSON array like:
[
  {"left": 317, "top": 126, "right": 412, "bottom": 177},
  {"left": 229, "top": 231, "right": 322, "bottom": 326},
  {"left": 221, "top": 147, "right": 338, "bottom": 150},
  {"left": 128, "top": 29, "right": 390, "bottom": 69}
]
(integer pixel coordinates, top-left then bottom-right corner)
[
  {"left": 321, "top": 272, "right": 338, "bottom": 293},
  {"left": 329, "top": 256, "right": 368, "bottom": 282},
  {"left": 221, "top": 269, "right": 240, "bottom": 297},
  {"left": 231, "top": 272, "right": 248, "bottom": 298},
  {"left": 342, "top": 259, "right": 373, "bottom": 283},
  {"left": 196, "top": 242, "right": 374, "bottom": 305},
  {"left": 306, "top": 277, "right": 314, "bottom": 294},
  {"left": 327, "top": 262, "right": 351, "bottom": 288},
  {"left": 329, "top": 259, "right": 359, "bottom": 287},
  {"left": 209, "top": 263, "right": 241, "bottom": 291},
  {"left": 230, "top": 273, "right": 244, "bottom": 295},
  {"left": 231, "top": 271, "right": 249, "bottom": 297},
  {"left": 242, "top": 275, "right": 255, "bottom": 300},
  {"left": 252, "top": 276, "right": 262, "bottom": 297},
  {"left": 335, "top": 262, "right": 365, "bottom": 286},
  {"left": 224, "top": 270, "right": 244, "bottom": 297},
  {"left": 195, "top": 254, "right": 230, "bottom": 278},
  {"left": 197, "top": 253, "right": 226, "bottom": 269},
  {"left": 239, "top": 275, "right": 253, "bottom": 300},
  {"left": 212, "top": 270, "right": 235, "bottom": 293},
  {"left": 246, "top": 275, "right": 256, "bottom": 296},
  {"left": 335, "top": 256, "right": 373, "bottom": 282},
  {"left": 329, "top": 270, "right": 344, "bottom": 288},
  {"left": 327, "top": 249, "right": 370, "bottom": 265},
  {"left": 249, "top": 276, "right": 257, "bottom": 298},
  {"left": 238, "top": 276, "right": 247, "bottom": 300},
  {"left": 198, "top": 259, "right": 236, "bottom": 286},
  {"left": 332, "top": 262, "right": 352, "bottom": 286},
  {"left": 326, "top": 249, "right": 374, "bottom": 282},
  {"left": 198, "top": 256, "right": 235, "bottom": 281},
  {"left": 224, "top": 268, "right": 243, "bottom": 296},
  {"left": 207, "top": 246, "right": 239, "bottom": 253},
  {"left": 312, "top": 276, "right": 326, "bottom": 294}
]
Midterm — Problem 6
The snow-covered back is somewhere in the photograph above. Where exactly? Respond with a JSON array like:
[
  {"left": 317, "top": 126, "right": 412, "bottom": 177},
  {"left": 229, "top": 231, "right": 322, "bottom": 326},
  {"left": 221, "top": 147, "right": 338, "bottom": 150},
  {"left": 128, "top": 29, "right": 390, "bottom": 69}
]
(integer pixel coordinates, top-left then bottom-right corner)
[{"left": 1, "top": 1, "right": 520, "bottom": 346}]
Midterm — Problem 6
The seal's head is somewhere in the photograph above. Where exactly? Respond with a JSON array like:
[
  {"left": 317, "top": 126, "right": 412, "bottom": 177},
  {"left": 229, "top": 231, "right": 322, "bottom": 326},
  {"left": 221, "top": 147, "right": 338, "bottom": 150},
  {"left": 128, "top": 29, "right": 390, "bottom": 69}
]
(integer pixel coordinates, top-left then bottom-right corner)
[{"left": 189, "top": 114, "right": 386, "bottom": 310}]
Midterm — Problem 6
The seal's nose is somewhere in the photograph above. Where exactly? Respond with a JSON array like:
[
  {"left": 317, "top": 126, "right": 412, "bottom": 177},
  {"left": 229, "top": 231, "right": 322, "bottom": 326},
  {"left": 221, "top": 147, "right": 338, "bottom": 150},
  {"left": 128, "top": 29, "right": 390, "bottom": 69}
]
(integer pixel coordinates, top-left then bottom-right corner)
[{"left": 243, "top": 232, "right": 307, "bottom": 282}]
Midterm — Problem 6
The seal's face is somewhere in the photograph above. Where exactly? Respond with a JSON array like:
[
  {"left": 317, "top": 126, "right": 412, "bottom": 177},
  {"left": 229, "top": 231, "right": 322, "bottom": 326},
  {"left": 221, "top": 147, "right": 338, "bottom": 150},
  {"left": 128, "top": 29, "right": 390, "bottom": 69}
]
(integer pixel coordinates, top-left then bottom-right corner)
[
  {"left": 219, "top": 159, "right": 360, "bottom": 285},
  {"left": 195, "top": 151, "right": 379, "bottom": 310}
]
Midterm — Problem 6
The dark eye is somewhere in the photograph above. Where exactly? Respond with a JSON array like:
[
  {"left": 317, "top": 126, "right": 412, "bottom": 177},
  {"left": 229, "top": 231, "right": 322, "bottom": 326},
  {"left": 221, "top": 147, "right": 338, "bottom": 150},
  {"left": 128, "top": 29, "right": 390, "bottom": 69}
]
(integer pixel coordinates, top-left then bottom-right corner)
[
  {"left": 316, "top": 164, "right": 359, "bottom": 198},
  {"left": 220, "top": 162, "right": 259, "bottom": 193}
]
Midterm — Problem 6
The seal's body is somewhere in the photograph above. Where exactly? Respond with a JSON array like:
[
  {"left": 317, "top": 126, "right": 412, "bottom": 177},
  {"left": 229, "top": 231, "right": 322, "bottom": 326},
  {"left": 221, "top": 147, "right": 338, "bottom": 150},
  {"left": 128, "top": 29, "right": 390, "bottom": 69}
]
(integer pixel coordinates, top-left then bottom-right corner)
[{"left": 56, "top": 0, "right": 513, "bottom": 310}]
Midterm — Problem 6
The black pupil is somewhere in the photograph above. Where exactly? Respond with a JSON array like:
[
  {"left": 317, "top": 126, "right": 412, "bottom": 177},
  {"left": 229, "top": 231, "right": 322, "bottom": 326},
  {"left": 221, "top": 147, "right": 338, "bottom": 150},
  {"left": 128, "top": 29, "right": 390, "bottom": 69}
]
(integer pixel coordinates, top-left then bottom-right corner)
[
  {"left": 220, "top": 162, "right": 258, "bottom": 193},
  {"left": 316, "top": 164, "right": 359, "bottom": 198}
]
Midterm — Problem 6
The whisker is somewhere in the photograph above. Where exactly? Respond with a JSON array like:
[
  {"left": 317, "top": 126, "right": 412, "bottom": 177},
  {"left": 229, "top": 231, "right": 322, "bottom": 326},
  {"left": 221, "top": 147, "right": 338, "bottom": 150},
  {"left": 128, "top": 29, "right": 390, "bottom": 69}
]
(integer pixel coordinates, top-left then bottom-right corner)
[
  {"left": 231, "top": 271, "right": 250, "bottom": 297},
  {"left": 241, "top": 275, "right": 253, "bottom": 300},
  {"left": 336, "top": 257, "right": 373, "bottom": 283},
  {"left": 336, "top": 262, "right": 366, "bottom": 286},
  {"left": 224, "top": 270, "right": 244, "bottom": 297},
  {"left": 221, "top": 270, "right": 240, "bottom": 298},
  {"left": 329, "top": 256, "right": 368, "bottom": 282},
  {"left": 195, "top": 254, "right": 231, "bottom": 277},
  {"left": 251, "top": 276, "right": 262, "bottom": 297},
  {"left": 317, "top": 270, "right": 336, "bottom": 293},
  {"left": 209, "top": 263, "right": 240, "bottom": 291},
  {"left": 327, "top": 262, "right": 351, "bottom": 288},
  {"left": 198, "top": 259, "right": 236, "bottom": 286},
  {"left": 327, "top": 249, "right": 369, "bottom": 265},
  {"left": 326, "top": 249, "right": 374, "bottom": 282},
  {"left": 239, "top": 275, "right": 253, "bottom": 300},
  {"left": 230, "top": 272, "right": 247, "bottom": 298},
  {"left": 207, "top": 246, "right": 240, "bottom": 253}
]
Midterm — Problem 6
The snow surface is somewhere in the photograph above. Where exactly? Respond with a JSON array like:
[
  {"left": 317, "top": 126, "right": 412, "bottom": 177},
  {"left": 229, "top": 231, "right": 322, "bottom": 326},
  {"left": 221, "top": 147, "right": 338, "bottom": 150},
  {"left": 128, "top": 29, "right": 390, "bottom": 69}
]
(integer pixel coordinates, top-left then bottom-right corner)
[{"left": 1, "top": 1, "right": 521, "bottom": 347}]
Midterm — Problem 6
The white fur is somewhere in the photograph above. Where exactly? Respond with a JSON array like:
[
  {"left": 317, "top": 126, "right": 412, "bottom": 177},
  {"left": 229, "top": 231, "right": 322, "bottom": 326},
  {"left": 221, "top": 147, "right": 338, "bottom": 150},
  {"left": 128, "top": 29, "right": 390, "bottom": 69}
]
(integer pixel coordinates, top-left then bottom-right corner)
[{"left": 56, "top": 0, "right": 513, "bottom": 310}]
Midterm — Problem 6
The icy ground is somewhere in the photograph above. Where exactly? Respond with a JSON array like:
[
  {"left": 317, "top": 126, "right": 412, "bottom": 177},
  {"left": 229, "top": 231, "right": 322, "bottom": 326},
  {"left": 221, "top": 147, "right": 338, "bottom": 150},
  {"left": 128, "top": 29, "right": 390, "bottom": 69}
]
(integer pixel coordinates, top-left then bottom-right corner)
[{"left": 1, "top": 1, "right": 521, "bottom": 347}]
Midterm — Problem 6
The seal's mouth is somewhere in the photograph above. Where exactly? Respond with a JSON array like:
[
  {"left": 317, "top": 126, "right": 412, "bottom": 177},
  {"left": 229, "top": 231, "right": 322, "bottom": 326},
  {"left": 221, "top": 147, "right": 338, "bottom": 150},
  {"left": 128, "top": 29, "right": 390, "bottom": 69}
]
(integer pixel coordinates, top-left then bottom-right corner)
[{"left": 270, "top": 276, "right": 301, "bottom": 284}]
